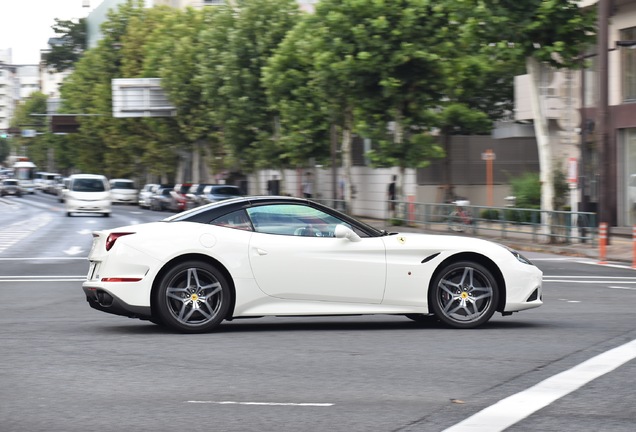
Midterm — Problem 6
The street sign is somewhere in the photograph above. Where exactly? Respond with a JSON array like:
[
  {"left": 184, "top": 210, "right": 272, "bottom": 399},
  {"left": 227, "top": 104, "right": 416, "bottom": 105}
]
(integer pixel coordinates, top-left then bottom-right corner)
[
  {"left": 21, "top": 129, "right": 36, "bottom": 138},
  {"left": 481, "top": 150, "right": 496, "bottom": 160},
  {"left": 568, "top": 158, "right": 578, "bottom": 184}
]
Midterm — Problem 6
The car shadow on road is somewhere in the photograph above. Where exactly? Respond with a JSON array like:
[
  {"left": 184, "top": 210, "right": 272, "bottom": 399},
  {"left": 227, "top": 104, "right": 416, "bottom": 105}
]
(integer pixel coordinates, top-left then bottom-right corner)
[{"left": 92, "top": 316, "right": 544, "bottom": 335}]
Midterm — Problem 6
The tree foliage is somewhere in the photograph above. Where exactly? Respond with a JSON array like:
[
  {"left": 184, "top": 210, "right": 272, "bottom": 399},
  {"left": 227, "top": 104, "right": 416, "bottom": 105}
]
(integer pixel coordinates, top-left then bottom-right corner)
[
  {"left": 198, "top": 0, "right": 300, "bottom": 173},
  {"left": 43, "top": 18, "right": 87, "bottom": 73},
  {"left": 48, "top": 0, "right": 595, "bottom": 201}
]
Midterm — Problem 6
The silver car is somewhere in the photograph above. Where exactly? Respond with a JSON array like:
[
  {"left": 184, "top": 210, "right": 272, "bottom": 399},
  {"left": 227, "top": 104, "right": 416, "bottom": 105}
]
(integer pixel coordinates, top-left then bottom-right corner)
[
  {"left": 0, "top": 178, "right": 23, "bottom": 197},
  {"left": 138, "top": 183, "right": 159, "bottom": 208}
]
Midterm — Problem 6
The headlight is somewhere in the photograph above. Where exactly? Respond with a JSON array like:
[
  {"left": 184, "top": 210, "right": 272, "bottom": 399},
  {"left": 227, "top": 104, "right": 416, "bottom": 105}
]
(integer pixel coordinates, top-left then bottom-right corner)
[{"left": 500, "top": 244, "right": 534, "bottom": 265}]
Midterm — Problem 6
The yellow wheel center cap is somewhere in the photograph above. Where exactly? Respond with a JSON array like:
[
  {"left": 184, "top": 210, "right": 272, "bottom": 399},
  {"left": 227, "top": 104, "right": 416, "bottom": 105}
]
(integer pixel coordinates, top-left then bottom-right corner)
[
  {"left": 460, "top": 292, "right": 469, "bottom": 300},
  {"left": 190, "top": 294, "right": 199, "bottom": 301}
]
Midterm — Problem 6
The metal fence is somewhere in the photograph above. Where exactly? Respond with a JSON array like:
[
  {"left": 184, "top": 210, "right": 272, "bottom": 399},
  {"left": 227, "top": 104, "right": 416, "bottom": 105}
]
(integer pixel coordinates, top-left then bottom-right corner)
[{"left": 314, "top": 198, "right": 597, "bottom": 246}]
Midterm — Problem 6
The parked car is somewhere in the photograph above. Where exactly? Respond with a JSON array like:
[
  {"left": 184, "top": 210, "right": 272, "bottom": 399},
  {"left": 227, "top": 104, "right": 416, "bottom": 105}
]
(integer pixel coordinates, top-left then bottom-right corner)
[
  {"left": 82, "top": 196, "right": 543, "bottom": 333},
  {"left": 149, "top": 186, "right": 174, "bottom": 211},
  {"left": 138, "top": 183, "right": 159, "bottom": 208},
  {"left": 168, "top": 183, "right": 193, "bottom": 212},
  {"left": 109, "top": 179, "right": 138, "bottom": 205},
  {"left": 0, "top": 178, "right": 23, "bottom": 197},
  {"left": 44, "top": 174, "right": 63, "bottom": 195},
  {"left": 184, "top": 183, "right": 211, "bottom": 209},
  {"left": 65, "top": 174, "right": 111, "bottom": 217},
  {"left": 199, "top": 184, "right": 243, "bottom": 205},
  {"left": 56, "top": 177, "right": 70, "bottom": 203}
]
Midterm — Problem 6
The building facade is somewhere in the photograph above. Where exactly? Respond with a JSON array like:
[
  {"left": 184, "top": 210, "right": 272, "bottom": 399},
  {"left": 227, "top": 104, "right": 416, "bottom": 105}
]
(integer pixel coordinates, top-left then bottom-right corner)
[{"left": 511, "top": 0, "right": 636, "bottom": 229}]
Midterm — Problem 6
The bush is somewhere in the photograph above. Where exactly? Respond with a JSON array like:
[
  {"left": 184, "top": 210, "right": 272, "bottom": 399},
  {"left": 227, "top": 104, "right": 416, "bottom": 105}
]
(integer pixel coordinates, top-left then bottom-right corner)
[
  {"left": 480, "top": 208, "right": 500, "bottom": 221},
  {"left": 510, "top": 172, "right": 540, "bottom": 209}
]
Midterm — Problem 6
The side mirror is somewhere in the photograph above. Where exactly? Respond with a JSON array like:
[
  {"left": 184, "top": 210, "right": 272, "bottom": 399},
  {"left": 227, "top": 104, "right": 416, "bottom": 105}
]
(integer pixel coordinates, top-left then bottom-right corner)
[{"left": 334, "top": 224, "right": 361, "bottom": 242}]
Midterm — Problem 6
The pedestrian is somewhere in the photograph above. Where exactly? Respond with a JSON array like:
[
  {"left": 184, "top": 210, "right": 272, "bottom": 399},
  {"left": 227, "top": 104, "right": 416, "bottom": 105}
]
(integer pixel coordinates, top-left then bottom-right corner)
[
  {"left": 302, "top": 172, "right": 313, "bottom": 198},
  {"left": 388, "top": 175, "right": 397, "bottom": 216},
  {"left": 267, "top": 174, "right": 280, "bottom": 195}
]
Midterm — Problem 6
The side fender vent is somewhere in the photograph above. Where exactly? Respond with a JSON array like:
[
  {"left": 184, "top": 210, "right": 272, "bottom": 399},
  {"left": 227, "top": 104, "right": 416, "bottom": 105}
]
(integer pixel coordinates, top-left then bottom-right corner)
[{"left": 421, "top": 253, "right": 440, "bottom": 264}]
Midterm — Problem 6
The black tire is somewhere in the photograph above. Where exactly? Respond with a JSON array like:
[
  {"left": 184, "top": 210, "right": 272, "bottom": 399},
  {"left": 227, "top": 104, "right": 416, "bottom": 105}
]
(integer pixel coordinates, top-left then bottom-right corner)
[
  {"left": 66, "top": 212, "right": 72, "bottom": 217},
  {"left": 155, "top": 261, "right": 231, "bottom": 333},
  {"left": 429, "top": 261, "right": 499, "bottom": 329}
]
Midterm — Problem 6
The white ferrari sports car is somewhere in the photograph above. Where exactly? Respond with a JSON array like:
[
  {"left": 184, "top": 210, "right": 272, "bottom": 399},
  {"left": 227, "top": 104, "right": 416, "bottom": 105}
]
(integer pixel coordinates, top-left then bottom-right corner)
[{"left": 83, "top": 196, "right": 543, "bottom": 333}]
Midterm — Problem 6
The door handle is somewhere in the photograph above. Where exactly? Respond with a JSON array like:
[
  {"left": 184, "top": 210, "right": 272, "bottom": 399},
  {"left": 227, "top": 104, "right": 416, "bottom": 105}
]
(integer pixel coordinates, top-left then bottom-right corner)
[{"left": 255, "top": 248, "right": 268, "bottom": 256}]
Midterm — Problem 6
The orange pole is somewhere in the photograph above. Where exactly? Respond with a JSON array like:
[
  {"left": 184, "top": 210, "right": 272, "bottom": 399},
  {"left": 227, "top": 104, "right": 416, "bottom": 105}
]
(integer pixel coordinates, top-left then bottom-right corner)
[
  {"left": 632, "top": 226, "right": 636, "bottom": 269},
  {"left": 599, "top": 222, "right": 607, "bottom": 264}
]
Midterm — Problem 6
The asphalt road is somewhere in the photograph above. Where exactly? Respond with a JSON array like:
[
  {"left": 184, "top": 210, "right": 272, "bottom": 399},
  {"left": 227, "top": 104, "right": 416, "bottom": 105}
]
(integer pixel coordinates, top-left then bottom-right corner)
[{"left": 1, "top": 192, "right": 635, "bottom": 432}]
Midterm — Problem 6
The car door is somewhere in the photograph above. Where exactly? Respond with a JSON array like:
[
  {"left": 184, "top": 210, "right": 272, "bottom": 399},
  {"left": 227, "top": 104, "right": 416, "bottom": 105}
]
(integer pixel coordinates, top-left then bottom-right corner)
[{"left": 247, "top": 204, "right": 386, "bottom": 303}]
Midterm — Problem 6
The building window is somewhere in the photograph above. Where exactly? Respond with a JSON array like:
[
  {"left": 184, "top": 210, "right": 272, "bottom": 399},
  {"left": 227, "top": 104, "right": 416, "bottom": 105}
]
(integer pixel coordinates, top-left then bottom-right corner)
[{"left": 620, "top": 27, "right": 636, "bottom": 102}]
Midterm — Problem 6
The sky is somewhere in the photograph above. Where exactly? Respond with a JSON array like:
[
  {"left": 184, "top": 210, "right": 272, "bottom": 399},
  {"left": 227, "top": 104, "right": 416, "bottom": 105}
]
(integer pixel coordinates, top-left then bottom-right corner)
[{"left": 0, "top": 0, "right": 103, "bottom": 65}]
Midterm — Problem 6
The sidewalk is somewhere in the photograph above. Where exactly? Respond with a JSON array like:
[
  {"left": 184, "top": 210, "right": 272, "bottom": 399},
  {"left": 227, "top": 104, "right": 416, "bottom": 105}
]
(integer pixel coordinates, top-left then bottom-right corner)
[{"left": 364, "top": 218, "right": 635, "bottom": 265}]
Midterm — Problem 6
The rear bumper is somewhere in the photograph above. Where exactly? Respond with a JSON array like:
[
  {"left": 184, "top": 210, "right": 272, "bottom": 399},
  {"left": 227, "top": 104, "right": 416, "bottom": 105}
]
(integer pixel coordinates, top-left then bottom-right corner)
[{"left": 83, "top": 286, "right": 152, "bottom": 320}]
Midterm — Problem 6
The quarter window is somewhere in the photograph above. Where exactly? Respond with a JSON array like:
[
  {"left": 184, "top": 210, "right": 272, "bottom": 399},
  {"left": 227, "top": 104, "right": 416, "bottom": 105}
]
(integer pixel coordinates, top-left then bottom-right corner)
[{"left": 211, "top": 209, "right": 253, "bottom": 231}]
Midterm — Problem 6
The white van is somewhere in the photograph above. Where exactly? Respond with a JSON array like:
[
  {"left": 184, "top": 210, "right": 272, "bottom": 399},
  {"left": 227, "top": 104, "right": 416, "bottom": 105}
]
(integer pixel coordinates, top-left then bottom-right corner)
[
  {"left": 109, "top": 178, "right": 138, "bottom": 204},
  {"left": 65, "top": 174, "right": 112, "bottom": 217}
]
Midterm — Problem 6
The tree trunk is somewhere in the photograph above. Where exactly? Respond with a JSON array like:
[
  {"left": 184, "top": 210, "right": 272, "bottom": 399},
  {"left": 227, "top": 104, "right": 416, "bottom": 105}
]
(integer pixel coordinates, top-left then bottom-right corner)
[
  {"left": 342, "top": 107, "right": 354, "bottom": 213},
  {"left": 526, "top": 56, "right": 554, "bottom": 238}
]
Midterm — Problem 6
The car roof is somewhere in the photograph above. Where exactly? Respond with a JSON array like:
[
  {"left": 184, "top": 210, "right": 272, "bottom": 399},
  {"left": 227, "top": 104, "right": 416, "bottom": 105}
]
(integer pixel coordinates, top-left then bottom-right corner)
[
  {"left": 69, "top": 174, "right": 107, "bottom": 180},
  {"left": 165, "top": 195, "right": 384, "bottom": 237}
]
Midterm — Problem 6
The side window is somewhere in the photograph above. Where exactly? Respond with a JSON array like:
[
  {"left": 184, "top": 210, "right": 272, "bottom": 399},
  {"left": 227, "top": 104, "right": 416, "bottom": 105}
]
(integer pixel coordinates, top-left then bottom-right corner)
[
  {"left": 211, "top": 209, "right": 253, "bottom": 231},
  {"left": 247, "top": 204, "right": 345, "bottom": 237}
]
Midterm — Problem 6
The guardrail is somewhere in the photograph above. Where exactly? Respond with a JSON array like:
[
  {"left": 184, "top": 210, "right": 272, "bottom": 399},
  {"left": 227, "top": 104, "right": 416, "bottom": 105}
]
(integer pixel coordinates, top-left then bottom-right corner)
[{"left": 314, "top": 198, "right": 597, "bottom": 245}]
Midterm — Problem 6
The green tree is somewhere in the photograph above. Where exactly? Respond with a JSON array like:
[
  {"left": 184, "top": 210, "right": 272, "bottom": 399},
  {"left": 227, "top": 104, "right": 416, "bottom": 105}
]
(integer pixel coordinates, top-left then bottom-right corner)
[
  {"left": 199, "top": 0, "right": 300, "bottom": 181},
  {"left": 0, "top": 137, "right": 10, "bottom": 165},
  {"left": 9, "top": 92, "right": 48, "bottom": 167},
  {"left": 60, "top": 0, "right": 180, "bottom": 180},
  {"left": 263, "top": 16, "right": 333, "bottom": 180},
  {"left": 43, "top": 18, "right": 88, "bottom": 73},
  {"left": 463, "top": 0, "right": 595, "bottom": 218},
  {"left": 143, "top": 6, "right": 221, "bottom": 180}
]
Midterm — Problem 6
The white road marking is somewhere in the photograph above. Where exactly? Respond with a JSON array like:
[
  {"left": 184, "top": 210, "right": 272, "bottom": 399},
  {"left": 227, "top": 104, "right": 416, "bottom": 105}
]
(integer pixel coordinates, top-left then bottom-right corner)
[
  {"left": 64, "top": 246, "right": 85, "bottom": 256},
  {"left": 0, "top": 257, "right": 86, "bottom": 260},
  {"left": 543, "top": 279, "right": 636, "bottom": 284},
  {"left": 0, "top": 214, "right": 53, "bottom": 253},
  {"left": 0, "top": 278, "right": 85, "bottom": 283},
  {"left": 185, "top": 401, "right": 333, "bottom": 407},
  {"left": 543, "top": 275, "right": 636, "bottom": 285},
  {"left": 609, "top": 286, "right": 636, "bottom": 290},
  {"left": 443, "top": 338, "right": 636, "bottom": 432},
  {"left": 532, "top": 257, "right": 636, "bottom": 270}
]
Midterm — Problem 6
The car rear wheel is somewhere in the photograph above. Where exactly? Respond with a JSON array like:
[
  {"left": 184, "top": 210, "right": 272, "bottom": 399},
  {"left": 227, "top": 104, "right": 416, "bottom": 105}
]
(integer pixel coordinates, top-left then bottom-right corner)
[
  {"left": 429, "top": 261, "right": 498, "bottom": 329},
  {"left": 155, "top": 261, "right": 231, "bottom": 333}
]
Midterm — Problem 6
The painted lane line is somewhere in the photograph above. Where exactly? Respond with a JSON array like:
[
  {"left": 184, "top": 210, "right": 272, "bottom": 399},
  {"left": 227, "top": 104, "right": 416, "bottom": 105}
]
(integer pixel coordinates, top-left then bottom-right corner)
[
  {"left": 609, "top": 286, "right": 636, "bottom": 290},
  {"left": 0, "top": 275, "right": 86, "bottom": 279},
  {"left": 544, "top": 275, "right": 636, "bottom": 279},
  {"left": 0, "top": 279, "right": 85, "bottom": 283},
  {"left": 185, "top": 401, "right": 333, "bottom": 407},
  {"left": 442, "top": 338, "right": 636, "bottom": 432},
  {"left": 543, "top": 279, "right": 636, "bottom": 284},
  {"left": 0, "top": 257, "right": 87, "bottom": 261}
]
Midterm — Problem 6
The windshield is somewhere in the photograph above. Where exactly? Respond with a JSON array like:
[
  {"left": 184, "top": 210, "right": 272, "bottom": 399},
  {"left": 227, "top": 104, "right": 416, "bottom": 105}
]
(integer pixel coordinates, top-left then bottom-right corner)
[{"left": 72, "top": 178, "right": 106, "bottom": 192}]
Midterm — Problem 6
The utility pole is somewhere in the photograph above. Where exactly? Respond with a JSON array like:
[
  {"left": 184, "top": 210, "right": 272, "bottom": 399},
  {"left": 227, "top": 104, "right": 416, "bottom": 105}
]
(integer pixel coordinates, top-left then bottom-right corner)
[{"left": 597, "top": 0, "right": 611, "bottom": 243}]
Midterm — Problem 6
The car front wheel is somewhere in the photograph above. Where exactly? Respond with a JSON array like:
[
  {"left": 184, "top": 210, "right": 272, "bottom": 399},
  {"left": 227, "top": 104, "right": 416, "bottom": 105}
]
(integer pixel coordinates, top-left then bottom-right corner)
[
  {"left": 155, "top": 261, "right": 231, "bottom": 333},
  {"left": 429, "top": 261, "right": 498, "bottom": 329}
]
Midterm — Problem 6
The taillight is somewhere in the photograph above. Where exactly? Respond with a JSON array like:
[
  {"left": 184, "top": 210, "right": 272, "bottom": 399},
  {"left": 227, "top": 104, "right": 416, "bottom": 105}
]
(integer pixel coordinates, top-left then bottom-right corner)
[{"left": 105, "top": 232, "right": 135, "bottom": 251}]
